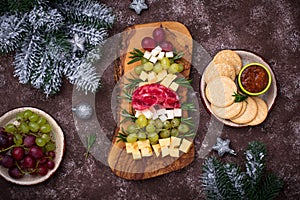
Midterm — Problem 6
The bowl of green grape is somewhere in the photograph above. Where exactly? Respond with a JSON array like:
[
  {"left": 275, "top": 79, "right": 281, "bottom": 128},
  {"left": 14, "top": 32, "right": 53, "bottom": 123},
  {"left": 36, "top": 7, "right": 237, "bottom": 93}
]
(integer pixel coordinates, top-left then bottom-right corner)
[{"left": 0, "top": 107, "right": 65, "bottom": 185}]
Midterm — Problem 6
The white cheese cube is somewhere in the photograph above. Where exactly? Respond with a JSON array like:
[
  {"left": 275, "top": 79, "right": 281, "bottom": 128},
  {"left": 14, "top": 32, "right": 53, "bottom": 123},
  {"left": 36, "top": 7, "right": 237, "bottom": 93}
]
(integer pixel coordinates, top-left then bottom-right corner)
[
  {"left": 179, "top": 139, "right": 193, "bottom": 153},
  {"left": 152, "top": 144, "right": 161, "bottom": 157},
  {"left": 165, "top": 51, "right": 174, "bottom": 58},
  {"left": 161, "top": 146, "right": 170, "bottom": 157},
  {"left": 159, "top": 114, "right": 167, "bottom": 122},
  {"left": 126, "top": 142, "right": 139, "bottom": 153},
  {"left": 157, "top": 52, "right": 165, "bottom": 60},
  {"left": 173, "top": 108, "right": 182, "bottom": 117},
  {"left": 169, "top": 82, "right": 179, "bottom": 91},
  {"left": 149, "top": 107, "right": 158, "bottom": 120},
  {"left": 148, "top": 71, "right": 157, "bottom": 83},
  {"left": 149, "top": 56, "right": 158, "bottom": 64},
  {"left": 143, "top": 50, "right": 151, "bottom": 59},
  {"left": 135, "top": 110, "right": 142, "bottom": 118},
  {"left": 154, "top": 46, "right": 162, "bottom": 52},
  {"left": 137, "top": 140, "right": 151, "bottom": 149},
  {"left": 151, "top": 46, "right": 162, "bottom": 57},
  {"left": 169, "top": 148, "right": 180, "bottom": 158},
  {"left": 139, "top": 82, "right": 149, "bottom": 87},
  {"left": 156, "top": 108, "right": 166, "bottom": 116},
  {"left": 159, "top": 138, "right": 170, "bottom": 147},
  {"left": 139, "top": 71, "right": 148, "bottom": 81},
  {"left": 141, "top": 146, "right": 153, "bottom": 157},
  {"left": 170, "top": 137, "right": 182, "bottom": 148},
  {"left": 156, "top": 70, "right": 168, "bottom": 82},
  {"left": 160, "top": 74, "right": 177, "bottom": 88},
  {"left": 166, "top": 109, "right": 174, "bottom": 119},
  {"left": 132, "top": 150, "right": 142, "bottom": 160},
  {"left": 142, "top": 109, "right": 153, "bottom": 119}
]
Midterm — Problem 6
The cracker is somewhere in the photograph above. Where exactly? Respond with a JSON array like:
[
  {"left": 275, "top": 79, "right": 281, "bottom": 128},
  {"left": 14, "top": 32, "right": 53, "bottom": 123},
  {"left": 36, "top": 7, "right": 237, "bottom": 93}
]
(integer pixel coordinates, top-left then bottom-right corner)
[
  {"left": 211, "top": 102, "right": 243, "bottom": 119},
  {"left": 204, "top": 62, "right": 236, "bottom": 83},
  {"left": 230, "top": 97, "right": 258, "bottom": 124},
  {"left": 230, "top": 101, "right": 247, "bottom": 120},
  {"left": 247, "top": 97, "right": 268, "bottom": 126},
  {"left": 213, "top": 50, "right": 242, "bottom": 75},
  {"left": 205, "top": 76, "right": 237, "bottom": 107}
]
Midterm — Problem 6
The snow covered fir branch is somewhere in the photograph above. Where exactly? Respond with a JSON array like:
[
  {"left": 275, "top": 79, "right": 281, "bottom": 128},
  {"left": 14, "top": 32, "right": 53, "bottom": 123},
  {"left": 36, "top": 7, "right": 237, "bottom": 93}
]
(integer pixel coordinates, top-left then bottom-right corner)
[
  {"left": 201, "top": 141, "right": 283, "bottom": 200},
  {"left": 0, "top": 0, "right": 114, "bottom": 95}
]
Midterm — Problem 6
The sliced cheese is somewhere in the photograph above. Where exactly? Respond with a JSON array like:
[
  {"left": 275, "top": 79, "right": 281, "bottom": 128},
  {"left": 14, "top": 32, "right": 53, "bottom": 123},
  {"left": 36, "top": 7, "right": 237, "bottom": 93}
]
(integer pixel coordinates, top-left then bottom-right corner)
[
  {"left": 141, "top": 146, "right": 153, "bottom": 157},
  {"left": 132, "top": 150, "right": 142, "bottom": 160},
  {"left": 137, "top": 139, "right": 150, "bottom": 149},
  {"left": 156, "top": 70, "right": 168, "bottom": 82},
  {"left": 143, "top": 51, "right": 151, "bottom": 59},
  {"left": 160, "top": 74, "right": 177, "bottom": 88},
  {"left": 159, "top": 138, "right": 170, "bottom": 147},
  {"left": 161, "top": 146, "right": 170, "bottom": 157},
  {"left": 170, "top": 137, "right": 181, "bottom": 148},
  {"left": 173, "top": 108, "right": 182, "bottom": 117},
  {"left": 152, "top": 144, "right": 161, "bottom": 157},
  {"left": 169, "top": 82, "right": 179, "bottom": 91},
  {"left": 157, "top": 52, "right": 165, "bottom": 60},
  {"left": 169, "top": 148, "right": 180, "bottom": 158},
  {"left": 148, "top": 71, "right": 157, "bottom": 83},
  {"left": 179, "top": 139, "right": 192, "bottom": 153},
  {"left": 165, "top": 51, "right": 174, "bottom": 58},
  {"left": 126, "top": 142, "right": 139, "bottom": 153},
  {"left": 166, "top": 110, "right": 174, "bottom": 119},
  {"left": 139, "top": 71, "right": 148, "bottom": 81}
]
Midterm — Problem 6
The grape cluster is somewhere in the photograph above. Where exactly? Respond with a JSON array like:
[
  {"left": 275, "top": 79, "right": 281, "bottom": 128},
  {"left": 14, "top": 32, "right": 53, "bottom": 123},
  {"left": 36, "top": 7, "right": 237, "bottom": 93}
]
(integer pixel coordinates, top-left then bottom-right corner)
[
  {"left": 0, "top": 110, "right": 56, "bottom": 179},
  {"left": 125, "top": 115, "right": 189, "bottom": 144},
  {"left": 141, "top": 28, "right": 174, "bottom": 52}
]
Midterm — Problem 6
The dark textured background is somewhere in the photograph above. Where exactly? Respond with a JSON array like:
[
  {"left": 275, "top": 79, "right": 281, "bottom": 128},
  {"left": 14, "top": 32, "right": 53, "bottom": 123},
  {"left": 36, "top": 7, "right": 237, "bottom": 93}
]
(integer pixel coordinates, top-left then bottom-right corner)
[{"left": 0, "top": 0, "right": 299, "bottom": 199}]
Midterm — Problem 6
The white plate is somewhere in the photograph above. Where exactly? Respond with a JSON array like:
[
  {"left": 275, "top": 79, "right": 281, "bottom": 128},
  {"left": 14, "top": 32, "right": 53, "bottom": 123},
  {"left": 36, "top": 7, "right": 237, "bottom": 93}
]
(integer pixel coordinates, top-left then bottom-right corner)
[
  {"left": 0, "top": 107, "right": 65, "bottom": 185},
  {"left": 200, "top": 50, "right": 278, "bottom": 127}
]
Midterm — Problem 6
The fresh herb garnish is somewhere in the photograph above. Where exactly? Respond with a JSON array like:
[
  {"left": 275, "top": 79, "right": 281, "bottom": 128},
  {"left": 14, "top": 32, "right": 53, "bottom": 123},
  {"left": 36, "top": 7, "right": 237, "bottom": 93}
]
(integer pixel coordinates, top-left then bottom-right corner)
[
  {"left": 174, "top": 77, "right": 193, "bottom": 89},
  {"left": 232, "top": 92, "right": 248, "bottom": 102},
  {"left": 118, "top": 90, "right": 132, "bottom": 102},
  {"left": 124, "top": 74, "right": 143, "bottom": 93},
  {"left": 85, "top": 133, "right": 96, "bottom": 159},
  {"left": 127, "top": 48, "right": 144, "bottom": 64},
  {"left": 171, "top": 51, "right": 184, "bottom": 62},
  {"left": 181, "top": 102, "right": 197, "bottom": 112},
  {"left": 120, "top": 109, "right": 136, "bottom": 124},
  {"left": 116, "top": 132, "right": 128, "bottom": 142},
  {"left": 181, "top": 117, "right": 195, "bottom": 128}
]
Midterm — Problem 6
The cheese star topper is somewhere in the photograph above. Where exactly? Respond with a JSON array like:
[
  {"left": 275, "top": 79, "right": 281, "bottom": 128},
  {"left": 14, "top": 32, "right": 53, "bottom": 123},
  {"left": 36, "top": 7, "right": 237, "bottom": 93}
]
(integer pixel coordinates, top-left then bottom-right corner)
[
  {"left": 212, "top": 137, "right": 236, "bottom": 156},
  {"left": 129, "top": 0, "right": 148, "bottom": 15},
  {"left": 69, "top": 34, "right": 85, "bottom": 52}
]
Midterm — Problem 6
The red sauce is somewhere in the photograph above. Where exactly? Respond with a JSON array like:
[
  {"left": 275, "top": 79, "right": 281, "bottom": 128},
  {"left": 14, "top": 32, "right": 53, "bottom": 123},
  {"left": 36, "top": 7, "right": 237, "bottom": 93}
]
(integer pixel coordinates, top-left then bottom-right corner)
[{"left": 241, "top": 65, "right": 269, "bottom": 93}]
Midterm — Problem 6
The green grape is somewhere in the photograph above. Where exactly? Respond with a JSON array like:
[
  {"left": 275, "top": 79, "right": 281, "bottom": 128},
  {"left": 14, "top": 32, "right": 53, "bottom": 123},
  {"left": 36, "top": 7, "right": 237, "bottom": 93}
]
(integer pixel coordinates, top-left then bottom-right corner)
[
  {"left": 29, "top": 113, "right": 39, "bottom": 122},
  {"left": 171, "top": 129, "right": 179, "bottom": 137},
  {"left": 161, "top": 57, "right": 171, "bottom": 69},
  {"left": 19, "top": 123, "right": 30, "bottom": 134},
  {"left": 168, "top": 63, "right": 179, "bottom": 74},
  {"left": 148, "top": 133, "right": 159, "bottom": 143},
  {"left": 134, "top": 65, "right": 144, "bottom": 75},
  {"left": 13, "top": 134, "right": 23, "bottom": 145},
  {"left": 141, "top": 57, "right": 148, "bottom": 64},
  {"left": 5, "top": 123, "right": 16, "bottom": 133},
  {"left": 16, "top": 113, "right": 24, "bottom": 121},
  {"left": 148, "top": 119, "right": 156, "bottom": 126},
  {"left": 23, "top": 110, "right": 33, "bottom": 119},
  {"left": 178, "top": 124, "right": 189, "bottom": 133},
  {"left": 29, "top": 122, "right": 40, "bottom": 133},
  {"left": 135, "top": 115, "right": 148, "bottom": 128},
  {"left": 40, "top": 124, "right": 51, "bottom": 133},
  {"left": 41, "top": 134, "right": 51, "bottom": 143},
  {"left": 171, "top": 118, "right": 181, "bottom": 128},
  {"left": 45, "top": 142, "right": 56, "bottom": 152},
  {"left": 127, "top": 124, "right": 138, "bottom": 134},
  {"left": 163, "top": 121, "right": 171, "bottom": 129},
  {"left": 143, "top": 62, "right": 154, "bottom": 71},
  {"left": 177, "top": 64, "right": 184, "bottom": 72},
  {"left": 137, "top": 132, "right": 147, "bottom": 141},
  {"left": 36, "top": 137, "right": 46, "bottom": 147},
  {"left": 154, "top": 119, "right": 163, "bottom": 129},
  {"left": 37, "top": 117, "right": 47, "bottom": 126},
  {"left": 160, "top": 130, "right": 170, "bottom": 138},
  {"left": 145, "top": 124, "right": 156, "bottom": 133},
  {"left": 153, "top": 62, "right": 163, "bottom": 73},
  {"left": 127, "top": 133, "right": 138, "bottom": 143}
]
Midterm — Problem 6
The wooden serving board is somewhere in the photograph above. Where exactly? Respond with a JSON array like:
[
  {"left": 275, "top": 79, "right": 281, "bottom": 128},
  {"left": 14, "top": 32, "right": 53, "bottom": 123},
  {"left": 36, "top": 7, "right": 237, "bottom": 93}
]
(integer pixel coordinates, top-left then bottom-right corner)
[{"left": 108, "top": 21, "right": 194, "bottom": 180}]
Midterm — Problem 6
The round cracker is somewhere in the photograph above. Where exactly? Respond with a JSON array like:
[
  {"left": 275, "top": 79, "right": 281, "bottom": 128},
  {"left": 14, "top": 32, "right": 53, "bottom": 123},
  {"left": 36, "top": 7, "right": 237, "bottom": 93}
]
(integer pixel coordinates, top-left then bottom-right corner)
[
  {"left": 230, "top": 101, "right": 247, "bottom": 120},
  {"left": 211, "top": 102, "right": 243, "bottom": 119},
  {"left": 205, "top": 76, "right": 237, "bottom": 107},
  {"left": 213, "top": 50, "right": 242, "bottom": 75},
  {"left": 230, "top": 97, "right": 258, "bottom": 124},
  {"left": 204, "top": 62, "right": 236, "bottom": 83},
  {"left": 247, "top": 97, "right": 268, "bottom": 126}
]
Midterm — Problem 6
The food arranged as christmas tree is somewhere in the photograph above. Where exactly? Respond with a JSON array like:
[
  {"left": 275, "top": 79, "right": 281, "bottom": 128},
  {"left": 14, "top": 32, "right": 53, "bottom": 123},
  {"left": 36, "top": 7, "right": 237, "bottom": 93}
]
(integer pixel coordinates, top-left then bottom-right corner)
[{"left": 108, "top": 22, "right": 198, "bottom": 180}]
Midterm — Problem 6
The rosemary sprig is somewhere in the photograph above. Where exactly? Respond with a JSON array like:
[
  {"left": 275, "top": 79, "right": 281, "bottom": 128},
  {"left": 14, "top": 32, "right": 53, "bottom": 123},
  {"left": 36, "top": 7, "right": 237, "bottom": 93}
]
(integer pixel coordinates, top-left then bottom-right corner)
[
  {"left": 118, "top": 90, "right": 132, "bottom": 102},
  {"left": 171, "top": 51, "right": 184, "bottom": 62},
  {"left": 232, "top": 92, "right": 248, "bottom": 103},
  {"left": 179, "top": 129, "right": 196, "bottom": 138},
  {"left": 181, "top": 117, "right": 195, "bottom": 128},
  {"left": 174, "top": 77, "right": 193, "bottom": 89},
  {"left": 127, "top": 48, "right": 144, "bottom": 64},
  {"left": 85, "top": 133, "right": 96, "bottom": 159},
  {"left": 120, "top": 109, "right": 135, "bottom": 124},
  {"left": 181, "top": 102, "right": 197, "bottom": 111},
  {"left": 124, "top": 75, "right": 143, "bottom": 93},
  {"left": 116, "top": 132, "right": 127, "bottom": 142}
]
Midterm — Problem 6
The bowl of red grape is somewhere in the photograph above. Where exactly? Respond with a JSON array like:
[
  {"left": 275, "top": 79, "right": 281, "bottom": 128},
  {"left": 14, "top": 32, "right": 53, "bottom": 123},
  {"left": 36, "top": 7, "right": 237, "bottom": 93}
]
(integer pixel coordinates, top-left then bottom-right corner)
[{"left": 0, "top": 107, "right": 64, "bottom": 185}]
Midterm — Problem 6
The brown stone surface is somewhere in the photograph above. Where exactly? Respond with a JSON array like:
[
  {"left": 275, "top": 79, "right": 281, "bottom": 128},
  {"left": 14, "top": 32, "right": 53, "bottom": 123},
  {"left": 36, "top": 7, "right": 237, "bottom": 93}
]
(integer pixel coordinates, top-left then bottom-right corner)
[{"left": 0, "top": 0, "right": 299, "bottom": 199}]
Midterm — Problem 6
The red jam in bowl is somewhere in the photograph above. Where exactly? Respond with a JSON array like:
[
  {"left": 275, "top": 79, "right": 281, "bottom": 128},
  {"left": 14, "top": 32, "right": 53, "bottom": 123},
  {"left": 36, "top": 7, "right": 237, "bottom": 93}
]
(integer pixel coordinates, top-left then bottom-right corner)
[{"left": 241, "top": 65, "right": 269, "bottom": 93}]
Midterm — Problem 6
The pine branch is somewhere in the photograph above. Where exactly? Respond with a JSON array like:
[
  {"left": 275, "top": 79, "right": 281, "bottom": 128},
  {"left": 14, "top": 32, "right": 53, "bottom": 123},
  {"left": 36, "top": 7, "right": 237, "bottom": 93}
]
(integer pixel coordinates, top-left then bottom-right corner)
[
  {"left": 2, "top": 0, "right": 39, "bottom": 14},
  {"left": 257, "top": 174, "right": 283, "bottom": 200},
  {"left": 42, "top": 62, "right": 63, "bottom": 96}
]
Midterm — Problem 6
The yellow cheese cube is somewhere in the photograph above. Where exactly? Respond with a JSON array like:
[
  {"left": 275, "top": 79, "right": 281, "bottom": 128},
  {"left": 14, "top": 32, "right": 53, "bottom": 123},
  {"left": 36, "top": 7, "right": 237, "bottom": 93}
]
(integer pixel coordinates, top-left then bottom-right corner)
[
  {"left": 132, "top": 150, "right": 142, "bottom": 160},
  {"left": 161, "top": 146, "right": 170, "bottom": 157},
  {"left": 169, "top": 82, "right": 179, "bottom": 91},
  {"left": 156, "top": 70, "right": 168, "bottom": 82},
  {"left": 141, "top": 146, "right": 153, "bottom": 157},
  {"left": 125, "top": 142, "right": 139, "bottom": 153},
  {"left": 139, "top": 71, "right": 148, "bottom": 81},
  {"left": 169, "top": 148, "right": 180, "bottom": 158},
  {"left": 137, "top": 140, "right": 150, "bottom": 149},
  {"left": 152, "top": 144, "right": 161, "bottom": 157},
  {"left": 159, "top": 138, "right": 170, "bottom": 148},
  {"left": 160, "top": 74, "right": 177, "bottom": 88},
  {"left": 148, "top": 71, "right": 158, "bottom": 83},
  {"left": 179, "top": 139, "right": 193, "bottom": 153},
  {"left": 170, "top": 137, "right": 182, "bottom": 148}
]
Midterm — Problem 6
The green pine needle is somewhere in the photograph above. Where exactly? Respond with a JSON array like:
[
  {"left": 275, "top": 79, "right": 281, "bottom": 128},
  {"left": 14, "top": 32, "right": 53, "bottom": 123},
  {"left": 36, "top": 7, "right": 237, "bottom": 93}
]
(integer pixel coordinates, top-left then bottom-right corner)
[
  {"left": 174, "top": 77, "right": 193, "bottom": 89},
  {"left": 127, "top": 48, "right": 144, "bottom": 64},
  {"left": 120, "top": 109, "right": 135, "bottom": 124},
  {"left": 85, "top": 133, "right": 96, "bottom": 159}
]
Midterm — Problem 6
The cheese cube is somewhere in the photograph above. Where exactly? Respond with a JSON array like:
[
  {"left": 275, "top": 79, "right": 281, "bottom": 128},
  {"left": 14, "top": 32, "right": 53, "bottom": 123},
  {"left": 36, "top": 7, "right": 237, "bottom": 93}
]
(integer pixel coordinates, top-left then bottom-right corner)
[
  {"left": 126, "top": 142, "right": 139, "bottom": 153},
  {"left": 148, "top": 71, "right": 157, "bottom": 83},
  {"left": 157, "top": 52, "right": 165, "bottom": 60},
  {"left": 151, "top": 46, "right": 162, "bottom": 57},
  {"left": 161, "top": 146, "right": 170, "bottom": 157},
  {"left": 152, "top": 144, "right": 161, "bottom": 157},
  {"left": 139, "top": 82, "right": 149, "bottom": 87},
  {"left": 169, "top": 82, "right": 179, "bottom": 91},
  {"left": 169, "top": 148, "right": 180, "bottom": 158},
  {"left": 159, "top": 114, "right": 167, "bottom": 122},
  {"left": 165, "top": 51, "right": 174, "bottom": 58},
  {"left": 157, "top": 108, "right": 166, "bottom": 116},
  {"left": 143, "top": 50, "right": 151, "bottom": 59},
  {"left": 156, "top": 70, "right": 168, "bottom": 82},
  {"left": 159, "top": 138, "right": 170, "bottom": 147},
  {"left": 160, "top": 74, "right": 177, "bottom": 88},
  {"left": 173, "top": 108, "right": 182, "bottom": 117},
  {"left": 137, "top": 139, "right": 150, "bottom": 149},
  {"left": 166, "top": 110, "right": 174, "bottom": 119},
  {"left": 149, "top": 56, "right": 158, "bottom": 64},
  {"left": 149, "top": 107, "right": 158, "bottom": 120},
  {"left": 132, "top": 151, "right": 142, "bottom": 160},
  {"left": 139, "top": 71, "right": 148, "bottom": 81},
  {"left": 141, "top": 146, "right": 153, "bottom": 157},
  {"left": 170, "top": 137, "right": 182, "bottom": 148},
  {"left": 135, "top": 110, "right": 142, "bottom": 118},
  {"left": 179, "top": 139, "right": 193, "bottom": 153},
  {"left": 142, "top": 109, "right": 153, "bottom": 119}
]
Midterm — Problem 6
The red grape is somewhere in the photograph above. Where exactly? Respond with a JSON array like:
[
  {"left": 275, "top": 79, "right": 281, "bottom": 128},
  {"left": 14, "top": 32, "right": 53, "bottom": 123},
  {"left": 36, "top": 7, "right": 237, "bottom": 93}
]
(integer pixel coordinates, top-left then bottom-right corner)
[
  {"left": 160, "top": 41, "right": 174, "bottom": 52},
  {"left": 8, "top": 167, "right": 23, "bottom": 179},
  {"left": 141, "top": 37, "right": 156, "bottom": 51},
  {"left": 1, "top": 155, "right": 14, "bottom": 168},
  {"left": 47, "top": 151, "right": 55, "bottom": 158},
  {"left": 47, "top": 160, "right": 55, "bottom": 169},
  {"left": 12, "top": 147, "right": 25, "bottom": 161},
  {"left": 39, "top": 157, "right": 48, "bottom": 165},
  {"left": 152, "top": 28, "right": 166, "bottom": 43},
  {"left": 38, "top": 165, "right": 48, "bottom": 176},
  {"left": 23, "top": 135, "right": 36, "bottom": 147},
  {"left": 0, "top": 133, "right": 8, "bottom": 148},
  {"left": 23, "top": 155, "right": 35, "bottom": 168},
  {"left": 29, "top": 145, "right": 43, "bottom": 159}
]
